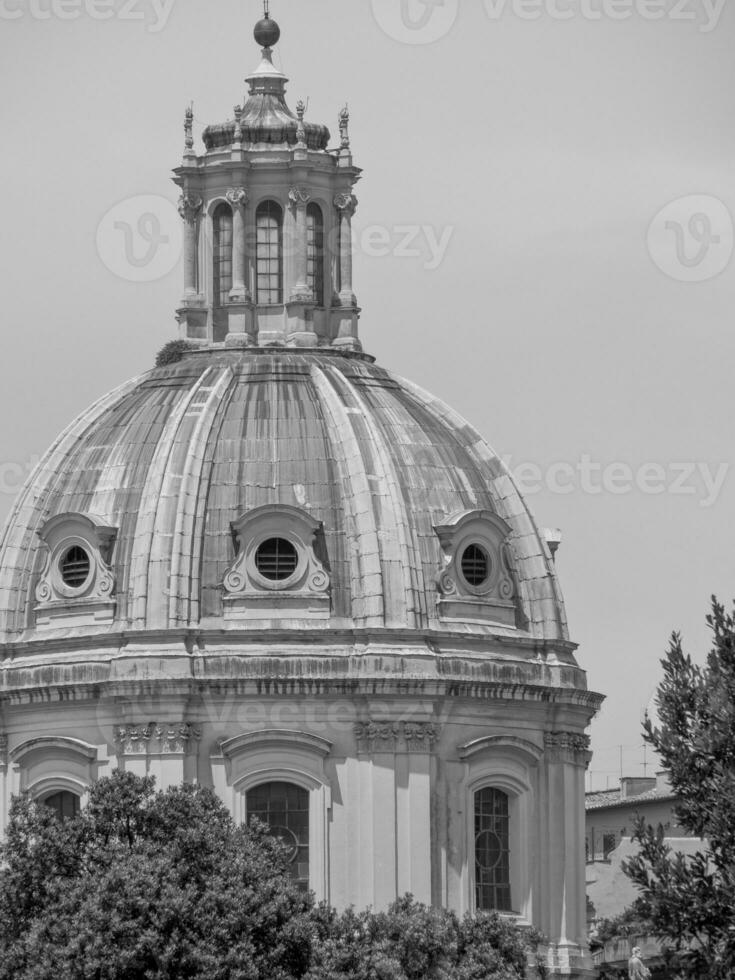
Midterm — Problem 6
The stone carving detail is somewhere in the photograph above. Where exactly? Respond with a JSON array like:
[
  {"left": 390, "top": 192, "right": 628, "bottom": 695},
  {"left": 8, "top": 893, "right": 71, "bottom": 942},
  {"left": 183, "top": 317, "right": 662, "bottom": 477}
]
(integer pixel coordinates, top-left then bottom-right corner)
[
  {"left": 233, "top": 104, "right": 243, "bottom": 143},
  {"left": 289, "top": 185, "right": 312, "bottom": 207},
  {"left": 222, "top": 505, "right": 331, "bottom": 620},
  {"left": 296, "top": 100, "right": 307, "bottom": 149},
  {"left": 354, "top": 720, "right": 439, "bottom": 754},
  {"left": 544, "top": 731, "right": 592, "bottom": 767},
  {"left": 433, "top": 510, "right": 521, "bottom": 629},
  {"left": 338, "top": 104, "right": 350, "bottom": 149},
  {"left": 334, "top": 192, "right": 357, "bottom": 217},
  {"left": 116, "top": 723, "right": 201, "bottom": 756},
  {"left": 115, "top": 724, "right": 154, "bottom": 755},
  {"left": 226, "top": 187, "right": 250, "bottom": 209},
  {"left": 34, "top": 513, "right": 118, "bottom": 625},
  {"left": 178, "top": 194, "right": 203, "bottom": 222},
  {"left": 154, "top": 723, "right": 202, "bottom": 754},
  {"left": 184, "top": 104, "right": 194, "bottom": 151}
]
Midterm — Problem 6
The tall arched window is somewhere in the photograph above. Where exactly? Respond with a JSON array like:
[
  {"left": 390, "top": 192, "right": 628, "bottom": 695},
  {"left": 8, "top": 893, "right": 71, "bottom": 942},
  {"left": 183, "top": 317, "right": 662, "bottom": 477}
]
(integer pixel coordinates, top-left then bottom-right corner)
[
  {"left": 213, "top": 203, "right": 233, "bottom": 307},
  {"left": 42, "top": 790, "right": 80, "bottom": 821},
  {"left": 306, "top": 203, "right": 325, "bottom": 306},
  {"left": 246, "top": 781, "right": 309, "bottom": 890},
  {"left": 256, "top": 200, "right": 283, "bottom": 304},
  {"left": 474, "top": 787, "right": 512, "bottom": 912}
]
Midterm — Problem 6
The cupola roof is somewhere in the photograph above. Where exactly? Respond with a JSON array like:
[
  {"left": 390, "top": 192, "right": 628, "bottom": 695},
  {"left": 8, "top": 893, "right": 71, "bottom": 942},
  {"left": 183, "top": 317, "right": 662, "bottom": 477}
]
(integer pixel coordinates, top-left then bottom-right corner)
[{"left": 202, "top": 4, "right": 330, "bottom": 152}]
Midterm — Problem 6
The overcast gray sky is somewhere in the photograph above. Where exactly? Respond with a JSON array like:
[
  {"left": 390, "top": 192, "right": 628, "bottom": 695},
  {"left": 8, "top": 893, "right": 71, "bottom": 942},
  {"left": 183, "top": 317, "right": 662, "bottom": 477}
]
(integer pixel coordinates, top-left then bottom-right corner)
[{"left": 1, "top": 0, "right": 733, "bottom": 790}]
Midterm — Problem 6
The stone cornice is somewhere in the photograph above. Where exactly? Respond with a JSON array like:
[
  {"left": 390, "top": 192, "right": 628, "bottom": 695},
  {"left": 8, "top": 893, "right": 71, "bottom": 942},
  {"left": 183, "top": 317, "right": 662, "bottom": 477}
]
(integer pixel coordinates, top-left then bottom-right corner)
[
  {"left": 0, "top": 625, "right": 580, "bottom": 661},
  {"left": 0, "top": 667, "right": 604, "bottom": 715}
]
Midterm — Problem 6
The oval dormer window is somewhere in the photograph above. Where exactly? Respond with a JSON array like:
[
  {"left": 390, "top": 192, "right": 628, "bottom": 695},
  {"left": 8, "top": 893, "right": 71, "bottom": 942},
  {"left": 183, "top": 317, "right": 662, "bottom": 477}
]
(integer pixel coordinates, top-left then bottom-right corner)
[
  {"left": 254, "top": 537, "right": 299, "bottom": 582},
  {"left": 460, "top": 543, "right": 491, "bottom": 588},
  {"left": 59, "top": 546, "right": 92, "bottom": 590}
]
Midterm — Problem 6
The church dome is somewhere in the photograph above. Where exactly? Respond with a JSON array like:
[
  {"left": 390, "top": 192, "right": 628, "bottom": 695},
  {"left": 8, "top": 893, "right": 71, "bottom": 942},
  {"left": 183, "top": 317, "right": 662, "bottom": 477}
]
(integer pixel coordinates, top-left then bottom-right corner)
[{"left": 0, "top": 348, "right": 567, "bottom": 646}]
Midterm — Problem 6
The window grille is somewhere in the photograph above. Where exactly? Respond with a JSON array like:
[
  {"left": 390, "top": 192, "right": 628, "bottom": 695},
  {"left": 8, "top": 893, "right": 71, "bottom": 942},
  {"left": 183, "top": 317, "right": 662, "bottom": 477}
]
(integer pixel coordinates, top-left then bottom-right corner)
[
  {"left": 213, "top": 203, "right": 234, "bottom": 307},
  {"left": 256, "top": 201, "right": 283, "bottom": 304},
  {"left": 461, "top": 544, "right": 490, "bottom": 587},
  {"left": 247, "top": 781, "right": 309, "bottom": 890},
  {"left": 307, "top": 203, "right": 325, "bottom": 306},
  {"left": 255, "top": 538, "right": 299, "bottom": 581},
  {"left": 60, "top": 546, "right": 91, "bottom": 588},
  {"left": 474, "top": 787, "right": 512, "bottom": 912},
  {"left": 42, "top": 791, "right": 81, "bottom": 821}
]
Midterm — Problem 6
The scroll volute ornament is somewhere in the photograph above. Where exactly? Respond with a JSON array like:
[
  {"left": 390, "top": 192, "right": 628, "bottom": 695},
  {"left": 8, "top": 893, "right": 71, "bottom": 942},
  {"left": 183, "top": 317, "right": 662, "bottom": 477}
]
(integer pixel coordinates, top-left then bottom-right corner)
[
  {"left": 223, "top": 504, "right": 330, "bottom": 600},
  {"left": 333, "top": 192, "right": 357, "bottom": 217},
  {"left": 178, "top": 194, "right": 203, "bottom": 222},
  {"left": 34, "top": 513, "right": 118, "bottom": 608},
  {"left": 226, "top": 187, "right": 249, "bottom": 210},
  {"left": 433, "top": 510, "right": 521, "bottom": 628}
]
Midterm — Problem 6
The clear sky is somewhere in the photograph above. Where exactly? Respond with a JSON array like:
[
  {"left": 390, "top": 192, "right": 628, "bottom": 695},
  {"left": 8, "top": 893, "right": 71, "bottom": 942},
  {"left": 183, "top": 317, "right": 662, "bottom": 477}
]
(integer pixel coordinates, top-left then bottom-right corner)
[{"left": 1, "top": 0, "right": 733, "bottom": 791}]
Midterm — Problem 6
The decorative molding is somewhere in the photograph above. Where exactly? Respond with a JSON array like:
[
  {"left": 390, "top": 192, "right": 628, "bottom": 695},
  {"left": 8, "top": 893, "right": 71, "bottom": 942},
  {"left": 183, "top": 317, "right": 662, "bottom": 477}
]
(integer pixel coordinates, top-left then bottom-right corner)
[
  {"left": 222, "top": 504, "right": 330, "bottom": 620},
  {"left": 338, "top": 104, "right": 350, "bottom": 150},
  {"left": 178, "top": 194, "right": 203, "bottom": 222},
  {"left": 333, "top": 192, "right": 357, "bottom": 217},
  {"left": 434, "top": 509, "right": 519, "bottom": 628},
  {"left": 116, "top": 723, "right": 200, "bottom": 756},
  {"left": 226, "top": 186, "right": 249, "bottom": 210},
  {"left": 288, "top": 185, "right": 312, "bottom": 207},
  {"left": 10, "top": 736, "right": 98, "bottom": 763},
  {"left": 115, "top": 724, "right": 153, "bottom": 756},
  {"left": 354, "top": 720, "right": 439, "bottom": 754},
  {"left": 295, "top": 100, "right": 307, "bottom": 149},
  {"left": 544, "top": 731, "right": 592, "bottom": 767},
  {"left": 153, "top": 723, "right": 201, "bottom": 754},
  {"left": 183, "top": 104, "right": 194, "bottom": 152},
  {"left": 219, "top": 729, "right": 332, "bottom": 761},
  {"left": 459, "top": 734, "right": 544, "bottom": 764},
  {"left": 34, "top": 513, "right": 118, "bottom": 628}
]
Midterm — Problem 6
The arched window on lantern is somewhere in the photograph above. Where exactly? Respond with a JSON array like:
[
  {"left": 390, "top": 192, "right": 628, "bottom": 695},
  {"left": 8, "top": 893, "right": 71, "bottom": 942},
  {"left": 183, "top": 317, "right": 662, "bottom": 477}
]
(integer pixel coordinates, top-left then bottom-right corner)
[
  {"left": 213, "top": 202, "right": 234, "bottom": 339},
  {"left": 306, "top": 203, "right": 325, "bottom": 306},
  {"left": 256, "top": 200, "right": 284, "bottom": 305},
  {"left": 474, "top": 786, "right": 512, "bottom": 912},
  {"left": 246, "top": 780, "right": 310, "bottom": 890}
]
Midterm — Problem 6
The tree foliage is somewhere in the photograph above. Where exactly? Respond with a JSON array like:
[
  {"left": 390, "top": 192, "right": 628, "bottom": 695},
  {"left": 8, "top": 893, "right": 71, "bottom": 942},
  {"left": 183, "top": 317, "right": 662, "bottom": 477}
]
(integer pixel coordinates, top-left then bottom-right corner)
[
  {"left": 622, "top": 596, "right": 735, "bottom": 978},
  {"left": 155, "top": 339, "right": 195, "bottom": 367},
  {"left": 0, "top": 772, "right": 536, "bottom": 980}
]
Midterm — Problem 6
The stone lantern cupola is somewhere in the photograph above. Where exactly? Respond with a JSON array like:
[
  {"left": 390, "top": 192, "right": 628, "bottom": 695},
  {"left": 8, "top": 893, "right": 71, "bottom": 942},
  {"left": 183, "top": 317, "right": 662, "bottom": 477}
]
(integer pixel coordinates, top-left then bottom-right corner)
[{"left": 173, "top": 5, "right": 361, "bottom": 351}]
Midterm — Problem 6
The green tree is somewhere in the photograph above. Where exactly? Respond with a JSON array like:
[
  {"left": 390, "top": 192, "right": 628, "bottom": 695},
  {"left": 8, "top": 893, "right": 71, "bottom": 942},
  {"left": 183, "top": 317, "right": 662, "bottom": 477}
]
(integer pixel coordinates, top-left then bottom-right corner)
[
  {"left": 0, "top": 772, "right": 536, "bottom": 980},
  {"left": 0, "top": 772, "right": 314, "bottom": 980},
  {"left": 623, "top": 596, "right": 735, "bottom": 979}
]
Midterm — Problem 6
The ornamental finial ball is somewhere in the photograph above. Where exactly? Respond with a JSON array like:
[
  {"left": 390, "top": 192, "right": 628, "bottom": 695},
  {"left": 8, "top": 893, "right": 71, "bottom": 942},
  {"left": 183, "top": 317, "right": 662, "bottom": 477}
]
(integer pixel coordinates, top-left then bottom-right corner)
[{"left": 254, "top": 13, "right": 280, "bottom": 49}]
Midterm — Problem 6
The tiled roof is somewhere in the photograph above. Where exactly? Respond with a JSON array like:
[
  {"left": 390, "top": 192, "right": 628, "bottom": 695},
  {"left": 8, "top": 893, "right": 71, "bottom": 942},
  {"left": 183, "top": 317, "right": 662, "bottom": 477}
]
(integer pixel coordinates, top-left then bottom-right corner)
[
  {"left": 0, "top": 348, "right": 569, "bottom": 644},
  {"left": 586, "top": 788, "right": 678, "bottom": 812}
]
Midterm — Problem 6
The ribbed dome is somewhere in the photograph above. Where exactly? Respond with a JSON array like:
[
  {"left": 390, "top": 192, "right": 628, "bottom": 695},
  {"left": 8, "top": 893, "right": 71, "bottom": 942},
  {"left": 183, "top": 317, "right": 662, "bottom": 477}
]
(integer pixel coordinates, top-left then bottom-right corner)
[{"left": 0, "top": 349, "right": 567, "bottom": 644}]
